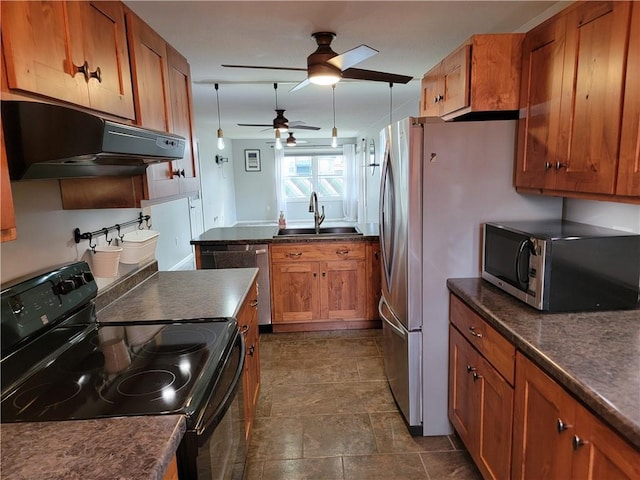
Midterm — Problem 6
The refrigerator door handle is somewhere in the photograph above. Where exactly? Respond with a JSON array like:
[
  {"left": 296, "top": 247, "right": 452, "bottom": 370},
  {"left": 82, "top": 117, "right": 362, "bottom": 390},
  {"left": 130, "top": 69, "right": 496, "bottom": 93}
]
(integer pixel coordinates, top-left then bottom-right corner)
[{"left": 378, "top": 296, "right": 406, "bottom": 338}]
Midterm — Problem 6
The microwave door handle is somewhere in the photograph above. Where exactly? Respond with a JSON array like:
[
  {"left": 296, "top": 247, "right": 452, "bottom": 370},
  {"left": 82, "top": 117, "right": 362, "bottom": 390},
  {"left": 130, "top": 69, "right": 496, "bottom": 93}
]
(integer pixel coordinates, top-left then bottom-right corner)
[{"left": 515, "top": 239, "right": 531, "bottom": 289}]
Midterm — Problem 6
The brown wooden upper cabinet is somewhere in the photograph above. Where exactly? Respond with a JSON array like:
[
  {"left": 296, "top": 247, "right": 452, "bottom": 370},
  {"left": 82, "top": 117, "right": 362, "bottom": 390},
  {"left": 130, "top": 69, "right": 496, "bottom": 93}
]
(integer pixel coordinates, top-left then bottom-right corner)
[
  {"left": 58, "top": 7, "right": 200, "bottom": 209},
  {"left": 420, "top": 34, "right": 524, "bottom": 120},
  {"left": 516, "top": 1, "right": 638, "bottom": 202},
  {"left": 1, "top": 1, "right": 134, "bottom": 120},
  {"left": 1, "top": 115, "right": 16, "bottom": 243}
]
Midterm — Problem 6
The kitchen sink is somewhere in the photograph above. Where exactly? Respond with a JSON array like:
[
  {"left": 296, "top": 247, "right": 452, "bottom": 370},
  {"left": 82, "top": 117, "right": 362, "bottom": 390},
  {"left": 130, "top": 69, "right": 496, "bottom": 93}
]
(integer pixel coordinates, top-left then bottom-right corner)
[{"left": 275, "top": 226, "right": 362, "bottom": 237}]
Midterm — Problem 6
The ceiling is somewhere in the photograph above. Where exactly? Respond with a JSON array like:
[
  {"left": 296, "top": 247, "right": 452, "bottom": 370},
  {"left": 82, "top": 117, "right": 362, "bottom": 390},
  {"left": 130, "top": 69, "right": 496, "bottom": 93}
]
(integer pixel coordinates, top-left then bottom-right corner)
[{"left": 124, "top": 1, "right": 567, "bottom": 142}]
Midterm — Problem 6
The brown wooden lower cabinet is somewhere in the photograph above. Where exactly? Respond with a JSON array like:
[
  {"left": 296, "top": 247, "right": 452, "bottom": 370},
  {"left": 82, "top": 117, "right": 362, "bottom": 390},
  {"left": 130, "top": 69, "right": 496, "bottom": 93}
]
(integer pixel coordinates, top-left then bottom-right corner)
[
  {"left": 238, "top": 278, "right": 260, "bottom": 440},
  {"left": 512, "top": 353, "right": 640, "bottom": 480},
  {"left": 270, "top": 240, "right": 380, "bottom": 332},
  {"left": 448, "top": 324, "right": 513, "bottom": 480},
  {"left": 162, "top": 455, "right": 178, "bottom": 480}
]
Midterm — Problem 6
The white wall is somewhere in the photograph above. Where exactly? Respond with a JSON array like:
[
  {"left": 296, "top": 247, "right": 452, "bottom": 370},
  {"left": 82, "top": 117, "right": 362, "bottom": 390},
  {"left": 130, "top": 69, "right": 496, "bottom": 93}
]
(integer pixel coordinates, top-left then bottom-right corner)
[
  {"left": 564, "top": 198, "right": 640, "bottom": 234},
  {"left": 196, "top": 129, "right": 237, "bottom": 229},
  {"left": 0, "top": 179, "right": 196, "bottom": 286}
]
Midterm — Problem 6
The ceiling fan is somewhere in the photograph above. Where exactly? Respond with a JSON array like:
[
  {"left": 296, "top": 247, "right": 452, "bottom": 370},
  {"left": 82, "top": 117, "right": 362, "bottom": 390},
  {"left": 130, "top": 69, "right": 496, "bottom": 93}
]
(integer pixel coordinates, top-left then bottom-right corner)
[
  {"left": 237, "top": 83, "right": 321, "bottom": 131},
  {"left": 223, "top": 32, "right": 412, "bottom": 91}
]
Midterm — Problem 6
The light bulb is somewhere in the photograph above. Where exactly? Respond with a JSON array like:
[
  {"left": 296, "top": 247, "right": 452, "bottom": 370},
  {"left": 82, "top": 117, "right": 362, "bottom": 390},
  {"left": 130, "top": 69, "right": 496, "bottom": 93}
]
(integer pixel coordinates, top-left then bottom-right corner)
[
  {"left": 331, "top": 127, "right": 338, "bottom": 148},
  {"left": 275, "top": 130, "right": 283, "bottom": 150},
  {"left": 217, "top": 128, "right": 225, "bottom": 150}
]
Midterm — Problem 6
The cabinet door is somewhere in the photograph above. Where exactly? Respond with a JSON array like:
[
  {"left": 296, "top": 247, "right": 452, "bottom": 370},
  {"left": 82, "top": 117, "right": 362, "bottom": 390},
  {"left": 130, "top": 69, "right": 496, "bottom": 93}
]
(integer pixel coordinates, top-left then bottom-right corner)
[
  {"left": 555, "top": 1, "right": 631, "bottom": 194},
  {"left": 1, "top": 115, "right": 16, "bottom": 242},
  {"left": 515, "top": 14, "right": 567, "bottom": 190},
  {"left": 449, "top": 325, "right": 479, "bottom": 451},
  {"left": 167, "top": 45, "right": 199, "bottom": 195},
  {"left": 320, "top": 258, "right": 366, "bottom": 320},
  {"left": 617, "top": 3, "right": 640, "bottom": 197},
  {"left": 512, "top": 353, "right": 575, "bottom": 480},
  {"left": 571, "top": 403, "right": 640, "bottom": 480},
  {"left": 441, "top": 44, "right": 470, "bottom": 116},
  {"left": 1, "top": 1, "right": 88, "bottom": 107},
  {"left": 71, "top": 1, "right": 134, "bottom": 119},
  {"left": 239, "top": 281, "right": 260, "bottom": 440},
  {"left": 420, "top": 64, "right": 442, "bottom": 117},
  {"left": 271, "top": 261, "right": 320, "bottom": 323}
]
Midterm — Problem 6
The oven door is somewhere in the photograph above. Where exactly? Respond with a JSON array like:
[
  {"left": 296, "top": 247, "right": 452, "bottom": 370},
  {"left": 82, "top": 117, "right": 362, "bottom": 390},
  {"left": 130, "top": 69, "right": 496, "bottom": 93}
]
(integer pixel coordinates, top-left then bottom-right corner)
[{"left": 178, "top": 331, "right": 247, "bottom": 480}]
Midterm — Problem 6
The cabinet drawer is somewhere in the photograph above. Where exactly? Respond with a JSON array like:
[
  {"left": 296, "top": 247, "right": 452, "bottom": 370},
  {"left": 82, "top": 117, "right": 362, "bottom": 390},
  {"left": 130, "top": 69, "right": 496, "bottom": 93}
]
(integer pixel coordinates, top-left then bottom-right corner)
[
  {"left": 450, "top": 294, "right": 515, "bottom": 384},
  {"left": 270, "top": 242, "right": 365, "bottom": 262}
]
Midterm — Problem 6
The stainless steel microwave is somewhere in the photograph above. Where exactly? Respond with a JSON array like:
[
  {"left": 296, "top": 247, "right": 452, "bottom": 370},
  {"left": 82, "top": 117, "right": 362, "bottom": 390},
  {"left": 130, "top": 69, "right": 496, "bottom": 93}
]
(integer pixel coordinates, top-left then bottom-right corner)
[{"left": 482, "top": 220, "right": 640, "bottom": 312}]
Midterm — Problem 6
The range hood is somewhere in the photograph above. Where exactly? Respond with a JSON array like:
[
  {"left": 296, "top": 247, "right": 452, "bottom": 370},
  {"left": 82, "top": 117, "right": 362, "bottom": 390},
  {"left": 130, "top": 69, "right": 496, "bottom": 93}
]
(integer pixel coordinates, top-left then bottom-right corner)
[{"left": 2, "top": 101, "right": 186, "bottom": 180}]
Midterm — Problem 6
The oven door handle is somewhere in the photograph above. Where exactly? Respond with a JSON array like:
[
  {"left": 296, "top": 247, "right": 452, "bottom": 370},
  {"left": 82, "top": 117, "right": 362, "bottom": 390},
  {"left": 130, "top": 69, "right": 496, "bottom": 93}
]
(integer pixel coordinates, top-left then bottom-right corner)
[{"left": 195, "top": 333, "right": 246, "bottom": 443}]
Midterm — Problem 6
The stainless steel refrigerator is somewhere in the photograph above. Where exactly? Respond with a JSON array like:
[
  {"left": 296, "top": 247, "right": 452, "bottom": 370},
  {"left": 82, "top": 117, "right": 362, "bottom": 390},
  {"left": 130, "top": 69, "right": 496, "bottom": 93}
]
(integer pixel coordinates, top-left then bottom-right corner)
[{"left": 378, "top": 117, "right": 562, "bottom": 435}]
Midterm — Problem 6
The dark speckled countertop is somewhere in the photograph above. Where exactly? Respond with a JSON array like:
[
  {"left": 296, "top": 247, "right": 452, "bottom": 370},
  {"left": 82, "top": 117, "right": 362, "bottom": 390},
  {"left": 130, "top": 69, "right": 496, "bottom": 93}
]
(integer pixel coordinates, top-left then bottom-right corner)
[
  {"left": 190, "top": 222, "right": 379, "bottom": 245},
  {"left": 447, "top": 278, "right": 640, "bottom": 449},
  {"left": 1, "top": 415, "right": 185, "bottom": 480},
  {"left": 1, "top": 267, "right": 257, "bottom": 479}
]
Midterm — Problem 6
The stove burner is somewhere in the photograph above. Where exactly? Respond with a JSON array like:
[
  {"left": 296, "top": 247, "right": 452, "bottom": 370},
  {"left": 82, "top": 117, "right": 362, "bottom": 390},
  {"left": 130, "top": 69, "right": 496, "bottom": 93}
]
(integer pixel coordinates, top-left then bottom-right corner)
[
  {"left": 13, "top": 381, "right": 82, "bottom": 414},
  {"left": 117, "top": 369, "right": 177, "bottom": 397}
]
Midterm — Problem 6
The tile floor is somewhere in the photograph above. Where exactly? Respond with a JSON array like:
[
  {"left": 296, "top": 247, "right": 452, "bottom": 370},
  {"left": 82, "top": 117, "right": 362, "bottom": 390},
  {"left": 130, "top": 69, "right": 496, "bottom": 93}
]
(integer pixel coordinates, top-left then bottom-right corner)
[{"left": 246, "top": 328, "right": 482, "bottom": 480}]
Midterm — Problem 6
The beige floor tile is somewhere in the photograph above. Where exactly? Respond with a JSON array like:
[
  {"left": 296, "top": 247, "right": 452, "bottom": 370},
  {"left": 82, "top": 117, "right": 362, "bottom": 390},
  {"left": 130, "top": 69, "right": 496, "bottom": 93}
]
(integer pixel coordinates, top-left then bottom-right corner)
[
  {"left": 269, "top": 383, "right": 340, "bottom": 416},
  {"left": 303, "top": 328, "right": 382, "bottom": 340},
  {"left": 421, "top": 451, "right": 483, "bottom": 479},
  {"left": 247, "top": 416, "right": 304, "bottom": 461},
  {"left": 302, "top": 414, "right": 377, "bottom": 457},
  {"left": 261, "top": 457, "right": 344, "bottom": 480},
  {"left": 244, "top": 460, "right": 264, "bottom": 480},
  {"left": 356, "top": 356, "right": 386, "bottom": 380},
  {"left": 370, "top": 412, "right": 454, "bottom": 453},
  {"left": 333, "top": 381, "right": 397, "bottom": 413},
  {"left": 343, "top": 453, "right": 428, "bottom": 480}
]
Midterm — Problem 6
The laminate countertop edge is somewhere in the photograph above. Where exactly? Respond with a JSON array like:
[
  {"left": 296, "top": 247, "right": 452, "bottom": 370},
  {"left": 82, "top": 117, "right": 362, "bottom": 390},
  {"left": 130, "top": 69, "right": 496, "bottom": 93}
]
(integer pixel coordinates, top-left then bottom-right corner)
[{"left": 447, "top": 277, "right": 640, "bottom": 450}]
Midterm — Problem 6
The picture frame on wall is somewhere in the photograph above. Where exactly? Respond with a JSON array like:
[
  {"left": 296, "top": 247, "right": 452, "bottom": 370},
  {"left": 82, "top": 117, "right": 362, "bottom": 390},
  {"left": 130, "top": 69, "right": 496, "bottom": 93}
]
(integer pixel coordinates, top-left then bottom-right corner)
[{"left": 244, "top": 149, "right": 261, "bottom": 172}]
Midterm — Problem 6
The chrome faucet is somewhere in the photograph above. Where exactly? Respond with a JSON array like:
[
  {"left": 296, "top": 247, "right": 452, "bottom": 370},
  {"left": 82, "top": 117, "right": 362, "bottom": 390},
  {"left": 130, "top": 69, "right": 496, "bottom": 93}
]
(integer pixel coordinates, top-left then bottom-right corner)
[{"left": 308, "top": 191, "right": 325, "bottom": 234}]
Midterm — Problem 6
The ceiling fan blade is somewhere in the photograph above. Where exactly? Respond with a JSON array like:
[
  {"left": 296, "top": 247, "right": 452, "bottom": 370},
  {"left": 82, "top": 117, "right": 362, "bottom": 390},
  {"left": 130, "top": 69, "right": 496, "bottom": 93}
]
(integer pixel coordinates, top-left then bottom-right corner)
[
  {"left": 327, "top": 45, "right": 378, "bottom": 70},
  {"left": 289, "top": 124, "right": 321, "bottom": 131},
  {"left": 289, "top": 78, "right": 311, "bottom": 92},
  {"left": 222, "top": 64, "right": 307, "bottom": 72},
  {"left": 342, "top": 68, "right": 413, "bottom": 84},
  {"left": 238, "top": 123, "right": 272, "bottom": 127}
]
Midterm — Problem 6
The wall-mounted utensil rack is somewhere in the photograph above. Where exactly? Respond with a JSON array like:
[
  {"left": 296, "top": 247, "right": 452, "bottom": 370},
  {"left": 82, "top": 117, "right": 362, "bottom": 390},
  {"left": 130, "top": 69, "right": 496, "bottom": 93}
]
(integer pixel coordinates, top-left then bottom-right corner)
[{"left": 74, "top": 212, "right": 151, "bottom": 251}]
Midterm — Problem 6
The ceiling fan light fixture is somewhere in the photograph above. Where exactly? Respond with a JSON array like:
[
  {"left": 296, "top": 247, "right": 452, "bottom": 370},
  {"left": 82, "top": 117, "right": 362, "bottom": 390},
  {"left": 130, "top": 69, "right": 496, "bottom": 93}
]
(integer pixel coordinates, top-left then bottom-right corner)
[
  {"left": 214, "top": 83, "right": 224, "bottom": 150},
  {"left": 308, "top": 63, "right": 341, "bottom": 86},
  {"left": 273, "top": 108, "right": 289, "bottom": 133},
  {"left": 286, "top": 132, "right": 297, "bottom": 147}
]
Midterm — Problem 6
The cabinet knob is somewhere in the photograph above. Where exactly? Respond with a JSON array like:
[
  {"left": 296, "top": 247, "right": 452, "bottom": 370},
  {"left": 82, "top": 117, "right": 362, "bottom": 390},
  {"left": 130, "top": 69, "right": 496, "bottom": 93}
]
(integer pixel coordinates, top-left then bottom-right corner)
[
  {"left": 544, "top": 161, "right": 552, "bottom": 171},
  {"left": 555, "top": 161, "right": 568, "bottom": 170},
  {"left": 556, "top": 418, "right": 572, "bottom": 433},
  {"left": 322, "top": 272, "right": 326, "bottom": 278},
  {"left": 468, "top": 326, "right": 483, "bottom": 338},
  {"left": 472, "top": 371, "right": 483, "bottom": 382},
  {"left": 173, "top": 169, "right": 186, "bottom": 178},
  {"left": 434, "top": 94, "right": 443, "bottom": 103},
  {"left": 466, "top": 365, "right": 476, "bottom": 374},
  {"left": 250, "top": 299, "right": 258, "bottom": 308},
  {"left": 89, "top": 66, "right": 102, "bottom": 83},
  {"left": 248, "top": 345, "right": 255, "bottom": 356},
  {"left": 74, "top": 60, "right": 90, "bottom": 81},
  {"left": 313, "top": 272, "right": 317, "bottom": 277},
  {"left": 572, "top": 435, "right": 587, "bottom": 450}
]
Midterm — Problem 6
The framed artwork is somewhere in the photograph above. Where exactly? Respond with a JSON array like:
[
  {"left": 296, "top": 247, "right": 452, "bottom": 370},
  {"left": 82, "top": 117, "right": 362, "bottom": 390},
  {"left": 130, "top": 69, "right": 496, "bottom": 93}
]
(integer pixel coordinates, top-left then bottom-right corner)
[{"left": 244, "top": 149, "right": 261, "bottom": 172}]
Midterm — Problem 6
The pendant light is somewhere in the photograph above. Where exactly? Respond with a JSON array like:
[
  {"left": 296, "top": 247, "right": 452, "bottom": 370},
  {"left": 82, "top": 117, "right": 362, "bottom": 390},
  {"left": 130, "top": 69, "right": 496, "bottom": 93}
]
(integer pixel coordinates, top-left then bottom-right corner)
[
  {"left": 275, "top": 130, "right": 283, "bottom": 150},
  {"left": 331, "top": 84, "right": 338, "bottom": 148},
  {"left": 215, "top": 83, "right": 224, "bottom": 150}
]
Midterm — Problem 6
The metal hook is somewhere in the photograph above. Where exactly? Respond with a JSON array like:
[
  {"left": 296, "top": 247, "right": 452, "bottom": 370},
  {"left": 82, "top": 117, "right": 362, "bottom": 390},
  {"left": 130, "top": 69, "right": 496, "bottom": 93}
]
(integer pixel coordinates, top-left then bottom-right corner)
[
  {"left": 103, "top": 228, "right": 112, "bottom": 245},
  {"left": 145, "top": 217, "right": 152, "bottom": 229},
  {"left": 88, "top": 233, "right": 97, "bottom": 253},
  {"left": 116, "top": 224, "right": 125, "bottom": 242}
]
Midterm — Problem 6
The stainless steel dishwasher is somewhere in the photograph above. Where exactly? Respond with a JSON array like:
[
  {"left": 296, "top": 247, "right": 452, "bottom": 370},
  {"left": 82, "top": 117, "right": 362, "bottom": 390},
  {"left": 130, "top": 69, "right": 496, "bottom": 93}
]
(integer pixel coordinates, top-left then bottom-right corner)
[{"left": 198, "top": 244, "right": 272, "bottom": 326}]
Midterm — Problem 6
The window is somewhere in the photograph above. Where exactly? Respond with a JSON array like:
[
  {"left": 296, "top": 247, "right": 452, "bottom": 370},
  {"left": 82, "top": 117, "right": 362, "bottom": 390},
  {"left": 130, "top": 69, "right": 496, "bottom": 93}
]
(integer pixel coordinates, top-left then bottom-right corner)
[{"left": 283, "top": 154, "right": 344, "bottom": 201}]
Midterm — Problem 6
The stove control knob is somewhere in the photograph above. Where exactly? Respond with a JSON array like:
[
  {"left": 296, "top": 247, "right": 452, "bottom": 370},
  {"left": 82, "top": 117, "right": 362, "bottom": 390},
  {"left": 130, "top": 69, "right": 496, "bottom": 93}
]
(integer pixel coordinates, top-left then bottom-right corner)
[
  {"left": 82, "top": 271, "right": 95, "bottom": 283},
  {"left": 54, "top": 280, "right": 75, "bottom": 295}
]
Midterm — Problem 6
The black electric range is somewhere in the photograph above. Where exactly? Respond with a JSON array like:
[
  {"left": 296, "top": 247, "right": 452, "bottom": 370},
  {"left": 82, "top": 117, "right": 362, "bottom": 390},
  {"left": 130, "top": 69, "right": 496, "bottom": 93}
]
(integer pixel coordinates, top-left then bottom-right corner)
[{"left": 1, "top": 262, "right": 247, "bottom": 479}]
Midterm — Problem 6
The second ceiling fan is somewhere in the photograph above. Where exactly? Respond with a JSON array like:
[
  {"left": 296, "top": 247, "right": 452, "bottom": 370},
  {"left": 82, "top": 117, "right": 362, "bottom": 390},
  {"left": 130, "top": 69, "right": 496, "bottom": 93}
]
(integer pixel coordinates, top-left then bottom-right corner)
[
  {"left": 223, "top": 32, "right": 412, "bottom": 91},
  {"left": 237, "top": 83, "right": 321, "bottom": 131}
]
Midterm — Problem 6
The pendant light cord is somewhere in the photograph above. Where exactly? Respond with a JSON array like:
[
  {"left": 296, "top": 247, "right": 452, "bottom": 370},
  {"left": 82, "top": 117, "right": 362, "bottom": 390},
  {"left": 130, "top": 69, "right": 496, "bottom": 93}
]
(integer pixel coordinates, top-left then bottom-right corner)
[
  {"left": 274, "top": 82, "right": 279, "bottom": 109},
  {"left": 389, "top": 82, "right": 394, "bottom": 125},
  {"left": 215, "top": 83, "right": 222, "bottom": 129},
  {"left": 332, "top": 84, "right": 336, "bottom": 128}
]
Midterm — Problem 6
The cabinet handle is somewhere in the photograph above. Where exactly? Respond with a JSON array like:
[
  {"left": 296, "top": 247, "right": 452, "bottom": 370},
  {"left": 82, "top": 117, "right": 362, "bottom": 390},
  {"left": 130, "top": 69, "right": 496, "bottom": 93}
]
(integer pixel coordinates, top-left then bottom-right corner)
[
  {"left": 74, "top": 60, "right": 90, "bottom": 81},
  {"left": 572, "top": 435, "right": 587, "bottom": 450},
  {"left": 240, "top": 324, "right": 249, "bottom": 334},
  {"left": 248, "top": 345, "right": 255, "bottom": 356},
  {"left": 434, "top": 94, "right": 443, "bottom": 103},
  {"left": 250, "top": 299, "right": 258, "bottom": 308},
  {"left": 313, "top": 272, "right": 317, "bottom": 277},
  {"left": 555, "top": 161, "right": 568, "bottom": 170},
  {"left": 336, "top": 249, "right": 350, "bottom": 256},
  {"left": 374, "top": 251, "right": 379, "bottom": 260},
  {"left": 556, "top": 418, "right": 572, "bottom": 433},
  {"left": 89, "top": 66, "right": 102, "bottom": 83},
  {"left": 468, "top": 326, "right": 483, "bottom": 338},
  {"left": 288, "top": 252, "right": 303, "bottom": 258},
  {"left": 472, "top": 371, "right": 483, "bottom": 382},
  {"left": 544, "top": 161, "right": 552, "bottom": 171},
  {"left": 322, "top": 272, "right": 326, "bottom": 278}
]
